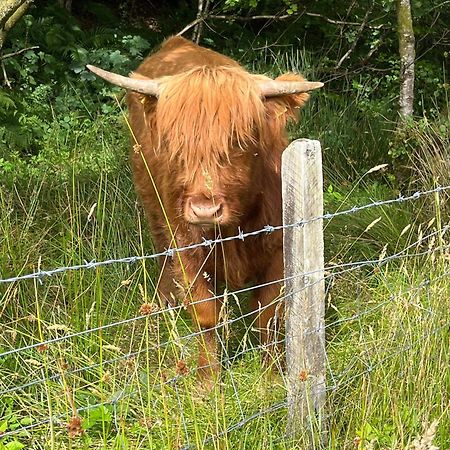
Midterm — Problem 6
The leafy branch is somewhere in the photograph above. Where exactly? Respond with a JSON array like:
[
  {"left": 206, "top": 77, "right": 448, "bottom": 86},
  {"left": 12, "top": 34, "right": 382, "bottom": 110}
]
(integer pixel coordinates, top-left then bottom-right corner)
[
  {"left": 178, "top": 7, "right": 387, "bottom": 37},
  {"left": 0, "top": 45, "right": 38, "bottom": 60}
]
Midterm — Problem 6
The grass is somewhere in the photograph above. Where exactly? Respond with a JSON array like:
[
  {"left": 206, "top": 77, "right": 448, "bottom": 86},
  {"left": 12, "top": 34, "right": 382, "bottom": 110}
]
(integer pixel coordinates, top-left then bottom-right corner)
[{"left": 0, "top": 91, "right": 449, "bottom": 449}]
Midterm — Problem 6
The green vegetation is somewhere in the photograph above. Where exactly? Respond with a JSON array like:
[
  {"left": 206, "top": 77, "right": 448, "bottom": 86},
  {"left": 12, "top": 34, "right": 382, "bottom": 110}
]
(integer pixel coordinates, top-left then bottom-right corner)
[
  {"left": 0, "top": 149, "right": 449, "bottom": 449},
  {"left": 0, "top": 0, "right": 449, "bottom": 448}
]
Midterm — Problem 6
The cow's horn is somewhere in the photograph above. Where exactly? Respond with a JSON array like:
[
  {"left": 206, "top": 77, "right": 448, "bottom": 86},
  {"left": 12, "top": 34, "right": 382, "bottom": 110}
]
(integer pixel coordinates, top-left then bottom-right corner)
[
  {"left": 259, "top": 80, "right": 324, "bottom": 97},
  {"left": 86, "top": 65, "right": 160, "bottom": 97}
]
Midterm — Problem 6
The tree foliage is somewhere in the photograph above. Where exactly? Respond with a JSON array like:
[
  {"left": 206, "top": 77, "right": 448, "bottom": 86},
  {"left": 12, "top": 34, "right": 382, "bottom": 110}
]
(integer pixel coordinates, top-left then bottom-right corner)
[{"left": 0, "top": 0, "right": 448, "bottom": 177}]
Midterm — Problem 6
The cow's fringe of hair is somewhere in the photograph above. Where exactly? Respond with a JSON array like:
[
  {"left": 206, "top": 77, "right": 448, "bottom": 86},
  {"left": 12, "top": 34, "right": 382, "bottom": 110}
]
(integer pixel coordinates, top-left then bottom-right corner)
[{"left": 154, "top": 66, "right": 265, "bottom": 175}]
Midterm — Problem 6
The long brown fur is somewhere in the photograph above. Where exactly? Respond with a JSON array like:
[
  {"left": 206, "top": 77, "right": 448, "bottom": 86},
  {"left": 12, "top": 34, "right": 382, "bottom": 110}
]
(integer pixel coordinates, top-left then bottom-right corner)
[
  {"left": 126, "top": 36, "right": 311, "bottom": 380},
  {"left": 156, "top": 66, "right": 265, "bottom": 176}
]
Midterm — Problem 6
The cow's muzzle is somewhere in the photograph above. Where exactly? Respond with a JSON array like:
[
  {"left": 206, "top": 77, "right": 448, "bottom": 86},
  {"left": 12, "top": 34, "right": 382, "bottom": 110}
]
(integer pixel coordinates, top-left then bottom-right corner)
[{"left": 185, "top": 195, "right": 225, "bottom": 226}]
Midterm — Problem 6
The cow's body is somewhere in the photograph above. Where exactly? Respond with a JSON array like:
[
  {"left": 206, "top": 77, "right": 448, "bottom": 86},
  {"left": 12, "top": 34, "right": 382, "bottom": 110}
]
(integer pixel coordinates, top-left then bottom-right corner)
[{"left": 89, "top": 36, "right": 318, "bottom": 378}]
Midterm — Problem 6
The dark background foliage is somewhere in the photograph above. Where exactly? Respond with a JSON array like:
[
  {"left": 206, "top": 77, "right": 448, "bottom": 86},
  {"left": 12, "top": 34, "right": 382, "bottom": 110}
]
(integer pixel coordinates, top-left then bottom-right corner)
[{"left": 0, "top": 0, "right": 448, "bottom": 181}]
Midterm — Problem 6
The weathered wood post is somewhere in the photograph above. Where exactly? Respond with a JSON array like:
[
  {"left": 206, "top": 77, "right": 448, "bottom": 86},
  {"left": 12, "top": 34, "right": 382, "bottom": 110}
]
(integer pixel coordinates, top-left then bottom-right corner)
[{"left": 282, "top": 139, "right": 326, "bottom": 444}]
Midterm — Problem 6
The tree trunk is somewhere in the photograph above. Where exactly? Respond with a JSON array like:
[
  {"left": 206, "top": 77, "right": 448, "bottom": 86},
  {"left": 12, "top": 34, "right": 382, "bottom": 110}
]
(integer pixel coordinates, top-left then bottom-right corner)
[
  {"left": 0, "top": 0, "right": 32, "bottom": 50},
  {"left": 397, "top": 0, "right": 415, "bottom": 119}
]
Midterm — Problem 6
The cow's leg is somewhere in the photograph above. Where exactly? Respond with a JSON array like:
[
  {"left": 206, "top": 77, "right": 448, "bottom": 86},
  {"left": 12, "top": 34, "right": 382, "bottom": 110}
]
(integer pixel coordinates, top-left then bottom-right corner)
[
  {"left": 175, "top": 254, "right": 222, "bottom": 383},
  {"left": 250, "top": 254, "right": 284, "bottom": 367},
  {"left": 188, "top": 292, "right": 222, "bottom": 380}
]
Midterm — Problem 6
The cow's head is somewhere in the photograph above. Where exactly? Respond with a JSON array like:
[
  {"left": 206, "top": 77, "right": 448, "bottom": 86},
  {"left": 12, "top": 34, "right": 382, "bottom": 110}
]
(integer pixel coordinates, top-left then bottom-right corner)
[{"left": 87, "top": 64, "right": 322, "bottom": 228}]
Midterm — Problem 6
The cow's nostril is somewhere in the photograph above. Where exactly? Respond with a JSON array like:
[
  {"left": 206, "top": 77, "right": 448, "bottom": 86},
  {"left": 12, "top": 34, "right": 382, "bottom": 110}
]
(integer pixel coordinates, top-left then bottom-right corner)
[
  {"left": 189, "top": 200, "right": 223, "bottom": 224},
  {"left": 190, "top": 201, "right": 223, "bottom": 221}
]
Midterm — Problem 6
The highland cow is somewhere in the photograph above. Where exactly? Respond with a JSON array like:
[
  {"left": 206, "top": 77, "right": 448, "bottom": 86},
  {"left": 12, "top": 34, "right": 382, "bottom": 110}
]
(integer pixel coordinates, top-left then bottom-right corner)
[{"left": 87, "top": 36, "right": 322, "bottom": 380}]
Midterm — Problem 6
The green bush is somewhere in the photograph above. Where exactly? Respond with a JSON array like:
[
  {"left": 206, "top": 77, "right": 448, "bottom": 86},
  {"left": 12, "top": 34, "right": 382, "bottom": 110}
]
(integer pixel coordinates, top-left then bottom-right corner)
[{"left": 0, "top": 1, "right": 154, "bottom": 169}]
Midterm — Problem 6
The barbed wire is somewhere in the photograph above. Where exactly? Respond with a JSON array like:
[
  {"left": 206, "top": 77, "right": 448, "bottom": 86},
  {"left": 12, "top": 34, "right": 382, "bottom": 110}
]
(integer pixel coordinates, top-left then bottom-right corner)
[
  {"left": 1, "top": 185, "right": 449, "bottom": 444},
  {"left": 1, "top": 220, "right": 447, "bottom": 361},
  {"left": 3, "top": 310, "right": 447, "bottom": 442},
  {"left": 1, "top": 287, "right": 447, "bottom": 441},
  {"left": 1, "top": 240, "right": 448, "bottom": 439},
  {"left": 1, "top": 184, "right": 449, "bottom": 285},
  {"left": 0, "top": 238, "right": 447, "bottom": 441}
]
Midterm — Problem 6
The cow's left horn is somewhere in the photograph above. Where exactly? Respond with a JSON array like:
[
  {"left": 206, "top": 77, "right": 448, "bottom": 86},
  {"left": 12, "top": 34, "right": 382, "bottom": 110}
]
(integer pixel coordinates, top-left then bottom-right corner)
[
  {"left": 86, "top": 65, "right": 160, "bottom": 97},
  {"left": 259, "top": 80, "right": 324, "bottom": 98}
]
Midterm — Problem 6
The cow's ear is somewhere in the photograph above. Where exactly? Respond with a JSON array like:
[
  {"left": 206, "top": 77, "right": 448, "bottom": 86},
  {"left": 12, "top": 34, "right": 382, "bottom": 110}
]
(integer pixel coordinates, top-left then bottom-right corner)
[
  {"left": 259, "top": 73, "right": 311, "bottom": 153},
  {"left": 127, "top": 91, "right": 157, "bottom": 116}
]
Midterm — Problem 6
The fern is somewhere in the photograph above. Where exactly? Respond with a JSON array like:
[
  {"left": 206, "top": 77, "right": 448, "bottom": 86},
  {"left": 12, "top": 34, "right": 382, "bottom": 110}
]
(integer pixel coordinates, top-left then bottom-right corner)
[{"left": 0, "top": 91, "right": 16, "bottom": 111}]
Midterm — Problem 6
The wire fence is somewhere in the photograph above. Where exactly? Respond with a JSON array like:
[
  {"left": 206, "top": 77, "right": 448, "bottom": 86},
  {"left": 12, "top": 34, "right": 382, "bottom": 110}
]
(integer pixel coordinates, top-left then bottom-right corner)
[
  {"left": 0, "top": 183, "right": 449, "bottom": 448},
  {"left": 1, "top": 184, "right": 449, "bottom": 285}
]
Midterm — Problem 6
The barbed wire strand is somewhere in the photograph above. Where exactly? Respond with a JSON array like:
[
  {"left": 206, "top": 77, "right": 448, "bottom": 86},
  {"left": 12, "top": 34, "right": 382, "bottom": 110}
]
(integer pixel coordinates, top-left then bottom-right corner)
[
  {"left": 1, "top": 221, "right": 448, "bottom": 361},
  {"left": 1, "top": 185, "right": 449, "bottom": 286}
]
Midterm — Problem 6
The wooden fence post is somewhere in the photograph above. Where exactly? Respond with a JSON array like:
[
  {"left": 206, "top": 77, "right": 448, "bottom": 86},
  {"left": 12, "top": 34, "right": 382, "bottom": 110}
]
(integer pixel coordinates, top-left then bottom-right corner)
[{"left": 282, "top": 139, "right": 326, "bottom": 444}]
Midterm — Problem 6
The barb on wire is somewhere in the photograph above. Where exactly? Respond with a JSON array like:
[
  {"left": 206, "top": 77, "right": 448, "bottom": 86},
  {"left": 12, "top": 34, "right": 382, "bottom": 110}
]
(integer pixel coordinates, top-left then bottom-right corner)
[{"left": 1, "top": 185, "right": 449, "bottom": 285}]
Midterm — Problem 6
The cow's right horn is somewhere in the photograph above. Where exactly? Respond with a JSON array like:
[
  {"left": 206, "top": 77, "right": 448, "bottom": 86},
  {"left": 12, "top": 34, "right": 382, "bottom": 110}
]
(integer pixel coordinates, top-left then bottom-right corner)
[
  {"left": 259, "top": 80, "right": 324, "bottom": 97},
  {"left": 86, "top": 65, "right": 160, "bottom": 97}
]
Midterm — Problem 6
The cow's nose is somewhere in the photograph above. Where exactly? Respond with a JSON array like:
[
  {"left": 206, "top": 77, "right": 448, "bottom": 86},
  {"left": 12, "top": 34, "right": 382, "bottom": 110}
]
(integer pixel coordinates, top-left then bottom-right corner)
[{"left": 190, "top": 200, "right": 223, "bottom": 222}]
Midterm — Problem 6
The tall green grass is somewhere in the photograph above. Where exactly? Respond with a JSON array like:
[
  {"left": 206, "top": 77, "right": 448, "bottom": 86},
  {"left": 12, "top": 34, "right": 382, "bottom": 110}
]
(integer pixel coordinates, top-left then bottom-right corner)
[
  {"left": 1, "top": 169, "right": 448, "bottom": 448},
  {"left": 0, "top": 68, "right": 449, "bottom": 449}
]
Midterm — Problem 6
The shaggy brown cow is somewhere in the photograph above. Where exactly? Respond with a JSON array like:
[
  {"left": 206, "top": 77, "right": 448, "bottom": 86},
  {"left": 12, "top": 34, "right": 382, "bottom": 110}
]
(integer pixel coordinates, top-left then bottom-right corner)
[{"left": 87, "top": 36, "right": 322, "bottom": 379}]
